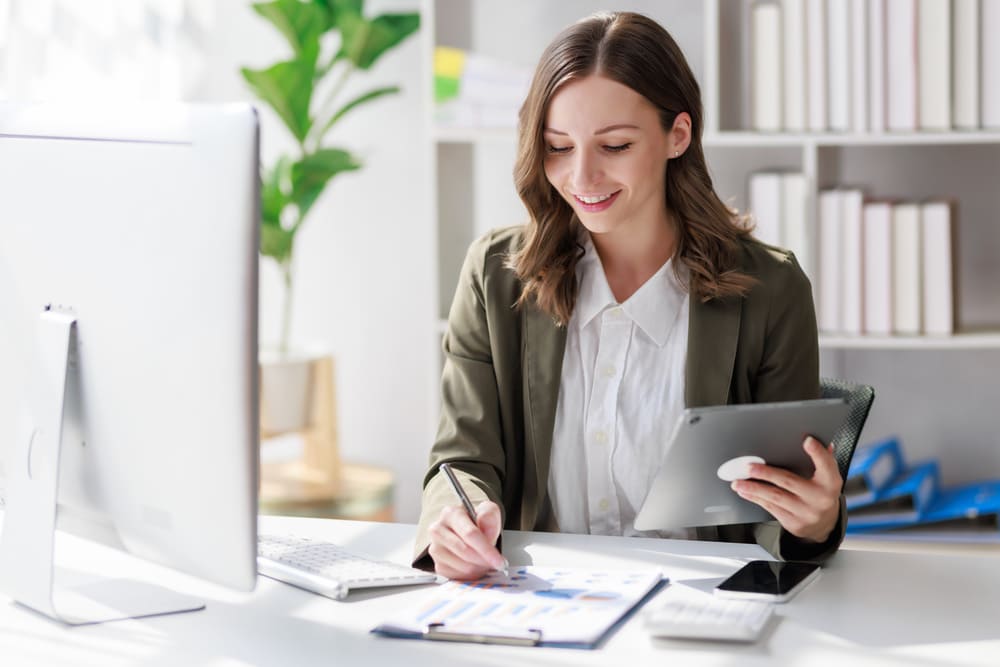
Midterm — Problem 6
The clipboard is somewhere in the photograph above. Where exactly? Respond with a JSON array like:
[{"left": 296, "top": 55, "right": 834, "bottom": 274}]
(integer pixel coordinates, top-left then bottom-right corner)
[{"left": 371, "top": 566, "right": 666, "bottom": 649}]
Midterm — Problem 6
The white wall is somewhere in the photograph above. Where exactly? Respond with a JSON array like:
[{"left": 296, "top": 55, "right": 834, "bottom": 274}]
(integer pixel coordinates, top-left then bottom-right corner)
[{"left": 201, "top": 0, "right": 434, "bottom": 522}]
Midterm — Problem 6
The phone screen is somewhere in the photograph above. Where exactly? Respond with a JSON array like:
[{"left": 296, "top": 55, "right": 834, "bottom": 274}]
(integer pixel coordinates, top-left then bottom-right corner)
[{"left": 717, "top": 560, "right": 820, "bottom": 596}]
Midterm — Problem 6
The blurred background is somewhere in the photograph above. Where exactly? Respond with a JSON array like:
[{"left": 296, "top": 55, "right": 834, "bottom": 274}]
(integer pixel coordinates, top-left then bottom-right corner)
[{"left": 1, "top": 0, "right": 999, "bottom": 535}]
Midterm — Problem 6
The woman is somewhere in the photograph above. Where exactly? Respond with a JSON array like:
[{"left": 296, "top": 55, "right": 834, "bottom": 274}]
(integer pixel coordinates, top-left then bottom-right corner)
[{"left": 415, "top": 11, "right": 845, "bottom": 579}]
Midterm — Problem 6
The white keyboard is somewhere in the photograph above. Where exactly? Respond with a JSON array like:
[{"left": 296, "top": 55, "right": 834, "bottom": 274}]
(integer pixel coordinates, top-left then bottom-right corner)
[
  {"left": 258, "top": 534, "right": 438, "bottom": 601},
  {"left": 644, "top": 588, "right": 774, "bottom": 642}
]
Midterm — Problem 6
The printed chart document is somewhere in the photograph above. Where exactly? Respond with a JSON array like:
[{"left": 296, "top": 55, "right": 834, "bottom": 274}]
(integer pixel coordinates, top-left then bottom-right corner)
[{"left": 372, "top": 566, "right": 664, "bottom": 648}]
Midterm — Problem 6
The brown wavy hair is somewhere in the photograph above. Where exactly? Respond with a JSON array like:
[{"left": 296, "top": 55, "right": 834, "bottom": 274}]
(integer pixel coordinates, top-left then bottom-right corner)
[{"left": 509, "top": 11, "right": 756, "bottom": 325}]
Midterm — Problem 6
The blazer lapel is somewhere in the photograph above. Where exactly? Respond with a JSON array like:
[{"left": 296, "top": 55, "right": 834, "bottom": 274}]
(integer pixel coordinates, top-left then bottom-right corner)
[
  {"left": 686, "top": 294, "right": 742, "bottom": 407},
  {"left": 521, "top": 303, "right": 567, "bottom": 529}
]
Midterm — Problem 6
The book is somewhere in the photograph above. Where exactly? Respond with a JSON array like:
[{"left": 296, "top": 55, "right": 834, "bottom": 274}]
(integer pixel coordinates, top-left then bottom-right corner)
[
  {"left": 850, "top": 0, "right": 869, "bottom": 133},
  {"left": 806, "top": 0, "right": 828, "bottom": 131},
  {"left": 840, "top": 189, "right": 865, "bottom": 335},
  {"left": 826, "top": 0, "right": 852, "bottom": 132},
  {"left": 845, "top": 438, "right": 904, "bottom": 508},
  {"left": 749, "top": 171, "right": 783, "bottom": 246},
  {"left": 863, "top": 201, "right": 894, "bottom": 335},
  {"left": 433, "top": 47, "right": 531, "bottom": 129},
  {"left": 847, "top": 460, "right": 941, "bottom": 528},
  {"left": 868, "top": 0, "right": 887, "bottom": 132},
  {"left": 891, "top": 203, "right": 922, "bottom": 334},
  {"left": 953, "top": 0, "right": 980, "bottom": 129},
  {"left": 886, "top": 0, "right": 918, "bottom": 131},
  {"left": 751, "top": 2, "right": 783, "bottom": 131},
  {"left": 983, "top": 0, "right": 1000, "bottom": 127},
  {"left": 818, "top": 190, "right": 843, "bottom": 332},
  {"left": 372, "top": 566, "right": 664, "bottom": 648},
  {"left": 781, "top": 173, "right": 811, "bottom": 277},
  {"left": 921, "top": 200, "right": 956, "bottom": 335},
  {"left": 917, "top": 0, "right": 952, "bottom": 130},
  {"left": 782, "top": 0, "right": 808, "bottom": 131}
]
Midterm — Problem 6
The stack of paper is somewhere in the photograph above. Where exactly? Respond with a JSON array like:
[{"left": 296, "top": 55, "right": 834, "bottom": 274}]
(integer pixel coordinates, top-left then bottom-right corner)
[{"left": 373, "top": 566, "right": 663, "bottom": 648}]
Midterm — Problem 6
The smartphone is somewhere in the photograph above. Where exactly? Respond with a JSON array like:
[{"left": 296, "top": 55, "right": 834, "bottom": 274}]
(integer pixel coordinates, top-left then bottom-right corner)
[{"left": 714, "top": 560, "right": 821, "bottom": 603}]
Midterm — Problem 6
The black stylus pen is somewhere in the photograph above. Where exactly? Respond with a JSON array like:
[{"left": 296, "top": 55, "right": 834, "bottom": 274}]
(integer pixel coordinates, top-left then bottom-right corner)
[{"left": 439, "top": 462, "right": 509, "bottom": 577}]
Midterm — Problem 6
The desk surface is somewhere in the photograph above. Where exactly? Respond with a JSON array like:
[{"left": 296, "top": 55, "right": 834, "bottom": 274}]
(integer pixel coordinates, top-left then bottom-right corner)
[{"left": 2, "top": 515, "right": 999, "bottom": 666}]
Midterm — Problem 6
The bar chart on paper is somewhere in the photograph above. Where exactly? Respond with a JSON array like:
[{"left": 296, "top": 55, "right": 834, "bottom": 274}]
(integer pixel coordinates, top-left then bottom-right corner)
[{"left": 372, "top": 566, "right": 664, "bottom": 647}]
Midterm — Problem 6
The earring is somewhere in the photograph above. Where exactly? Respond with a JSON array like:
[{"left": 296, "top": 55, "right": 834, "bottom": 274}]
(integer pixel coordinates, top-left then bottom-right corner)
[{"left": 674, "top": 151, "right": 680, "bottom": 157}]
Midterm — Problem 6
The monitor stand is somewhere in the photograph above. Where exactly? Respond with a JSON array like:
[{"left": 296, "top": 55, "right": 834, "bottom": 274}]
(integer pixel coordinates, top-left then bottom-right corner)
[{"left": 0, "top": 308, "right": 205, "bottom": 625}]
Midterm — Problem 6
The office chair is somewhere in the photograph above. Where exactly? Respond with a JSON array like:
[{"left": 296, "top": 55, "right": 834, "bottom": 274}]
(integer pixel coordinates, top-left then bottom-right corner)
[{"left": 820, "top": 377, "right": 876, "bottom": 485}]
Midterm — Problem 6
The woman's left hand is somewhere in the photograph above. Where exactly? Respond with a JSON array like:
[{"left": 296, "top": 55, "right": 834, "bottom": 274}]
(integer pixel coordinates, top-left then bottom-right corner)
[{"left": 731, "top": 436, "right": 842, "bottom": 543}]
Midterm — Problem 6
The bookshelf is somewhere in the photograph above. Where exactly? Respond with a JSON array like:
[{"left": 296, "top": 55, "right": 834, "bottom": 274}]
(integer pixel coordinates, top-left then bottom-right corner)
[{"left": 422, "top": 1, "right": 1000, "bottom": 527}]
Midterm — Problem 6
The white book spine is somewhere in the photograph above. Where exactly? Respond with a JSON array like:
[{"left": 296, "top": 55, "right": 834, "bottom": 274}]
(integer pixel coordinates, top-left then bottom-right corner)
[
  {"left": 749, "top": 171, "right": 784, "bottom": 247},
  {"left": 841, "top": 189, "right": 865, "bottom": 334},
  {"left": 781, "top": 173, "right": 811, "bottom": 277},
  {"left": 752, "top": 3, "right": 783, "bottom": 132},
  {"left": 782, "top": 0, "right": 808, "bottom": 131},
  {"left": 819, "top": 190, "right": 843, "bottom": 332},
  {"left": 918, "top": 0, "right": 952, "bottom": 130},
  {"left": 850, "top": 0, "right": 869, "bottom": 133},
  {"left": 921, "top": 201, "right": 955, "bottom": 335},
  {"left": 869, "top": 0, "right": 887, "bottom": 132},
  {"left": 983, "top": 0, "right": 1000, "bottom": 127},
  {"left": 827, "top": 0, "right": 852, "bottom": 131},
  {"left": 953, "top": 0, "right": 980, "bottom": 129},
  {"left": 892, "top": 203, "right": 923, "bottom": 334},
  {"left": 863, "top": 202, "right": 894, "bottom": 335},
  {"left": 887, "top": 0, "right": 919, "bottom": 131},
  {"left": 807, "top": 0, "right": 828, "bottom": 131}
]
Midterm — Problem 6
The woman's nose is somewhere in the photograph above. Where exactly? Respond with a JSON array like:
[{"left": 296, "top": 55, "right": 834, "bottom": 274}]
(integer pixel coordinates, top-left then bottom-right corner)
[{"left": 571, "top": 151, "right": 603, "bottom": 191}]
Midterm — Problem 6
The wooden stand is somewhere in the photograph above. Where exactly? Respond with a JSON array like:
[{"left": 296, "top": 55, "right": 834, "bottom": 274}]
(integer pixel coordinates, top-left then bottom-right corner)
[{"left": 258, "top": 355, "right": 394, "bottom": 521}]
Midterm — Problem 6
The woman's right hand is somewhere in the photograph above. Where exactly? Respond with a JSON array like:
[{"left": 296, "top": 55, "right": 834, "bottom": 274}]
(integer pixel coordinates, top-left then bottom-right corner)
[{"left": 427, "top": 500, "right": 506, "bottom": 580}]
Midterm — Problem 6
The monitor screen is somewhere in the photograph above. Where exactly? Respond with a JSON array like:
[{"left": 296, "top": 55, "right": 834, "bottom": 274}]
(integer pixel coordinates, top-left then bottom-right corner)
[{"left": 0, "top": 102, "right": 260, "bottom": 623}]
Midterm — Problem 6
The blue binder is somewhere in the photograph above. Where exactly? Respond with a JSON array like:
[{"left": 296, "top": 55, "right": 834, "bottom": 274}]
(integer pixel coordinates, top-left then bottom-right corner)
[
  {"left": 846, "top": 480, "right": 1000, "bottom": 535},
  {"left": 846, "top": 460, "right": 940, "bottom": 530},
  {"left": 844, "top": 438, "right": 904, "bottom": 509}
]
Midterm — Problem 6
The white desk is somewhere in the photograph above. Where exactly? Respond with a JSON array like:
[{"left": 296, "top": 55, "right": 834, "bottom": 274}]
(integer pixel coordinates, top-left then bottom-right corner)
[{"left": 1, "top": 515, "right": 999, "bottom": 666}]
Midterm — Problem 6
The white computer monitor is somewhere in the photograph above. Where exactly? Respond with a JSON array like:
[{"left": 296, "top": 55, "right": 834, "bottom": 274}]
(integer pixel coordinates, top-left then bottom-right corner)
[{"left": 0, "top": 102, "right": 260, "bottom": 624}]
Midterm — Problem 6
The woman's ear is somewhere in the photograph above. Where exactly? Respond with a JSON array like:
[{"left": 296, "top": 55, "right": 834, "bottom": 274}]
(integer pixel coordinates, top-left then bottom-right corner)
[{"left": 669, "top": 112, "right": 692, "bottom": 158}]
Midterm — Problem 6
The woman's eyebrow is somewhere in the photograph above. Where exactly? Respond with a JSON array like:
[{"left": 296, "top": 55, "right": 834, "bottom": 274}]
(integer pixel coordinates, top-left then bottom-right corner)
[{"left": 543, "top": 123, "right": 640, "bottom": 136}]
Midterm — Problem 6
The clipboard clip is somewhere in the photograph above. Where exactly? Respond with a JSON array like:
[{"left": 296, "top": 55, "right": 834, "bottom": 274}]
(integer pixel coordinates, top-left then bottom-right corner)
[{"left": 425, "top": 622, "right": 542, "bottom": 646}]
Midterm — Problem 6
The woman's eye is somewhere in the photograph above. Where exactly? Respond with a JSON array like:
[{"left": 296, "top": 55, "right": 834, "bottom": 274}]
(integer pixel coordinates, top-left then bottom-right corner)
[
  {"left": 546, "top": 145, "right": 572, "bottom": 154},
  {"left": 605, "top": 143, "right": 632, "bottom": 153}
]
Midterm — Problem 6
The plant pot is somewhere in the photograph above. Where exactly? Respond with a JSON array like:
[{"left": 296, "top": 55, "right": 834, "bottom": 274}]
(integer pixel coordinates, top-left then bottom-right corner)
[
  {"left": 258, "top": 349, "right": 342, "bottom": 504},
  {"left": 259, "top": 348, "right": 318, "bottom": 435}
]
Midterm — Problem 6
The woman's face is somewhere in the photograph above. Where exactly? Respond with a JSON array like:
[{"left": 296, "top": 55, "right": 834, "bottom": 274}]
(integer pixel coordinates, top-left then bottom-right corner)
[{"left": 543, "top": 74, "right": 675, "bottom": 238}]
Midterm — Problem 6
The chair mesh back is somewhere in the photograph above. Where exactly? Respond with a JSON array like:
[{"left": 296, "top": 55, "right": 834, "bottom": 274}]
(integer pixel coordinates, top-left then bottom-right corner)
[{"left": 820, "top": 377, "right": 876, "bottom": 482}]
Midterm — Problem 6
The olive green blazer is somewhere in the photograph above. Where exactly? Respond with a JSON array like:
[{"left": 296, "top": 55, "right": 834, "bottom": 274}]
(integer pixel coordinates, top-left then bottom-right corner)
[{"left": 414, "top": 226, "right": 845, "bottom": 567}]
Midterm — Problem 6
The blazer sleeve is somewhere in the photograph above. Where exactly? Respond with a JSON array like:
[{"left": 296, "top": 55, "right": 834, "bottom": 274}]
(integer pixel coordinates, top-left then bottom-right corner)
[
  {"left": 412, "top": 234, "right": 507, "bottom": 568},
  {"left": 750, "top": 251, "right": 847, "bottom": 562}
]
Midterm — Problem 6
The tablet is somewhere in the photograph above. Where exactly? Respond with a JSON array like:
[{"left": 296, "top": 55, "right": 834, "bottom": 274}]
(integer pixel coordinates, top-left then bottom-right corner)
[{"left": 633, "top": 398, "right": 851, "bottom": 530}]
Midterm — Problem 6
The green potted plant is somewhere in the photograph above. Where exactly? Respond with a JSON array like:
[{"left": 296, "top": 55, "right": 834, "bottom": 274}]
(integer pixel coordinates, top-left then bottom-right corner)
[{"left": 243, "top": 0, "right": 419, "bottom": 434}]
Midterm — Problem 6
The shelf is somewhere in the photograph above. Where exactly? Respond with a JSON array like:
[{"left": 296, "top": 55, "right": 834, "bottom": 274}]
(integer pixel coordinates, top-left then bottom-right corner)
[
  {"left": 708, "top": 131, "right": 1000, "bottom": 147},
  {"left": 820, "top": 332, "right": 1000, "bottom": 350},
  {"left": 433, "top": 126, "right": 1000, "bottom": 147}
]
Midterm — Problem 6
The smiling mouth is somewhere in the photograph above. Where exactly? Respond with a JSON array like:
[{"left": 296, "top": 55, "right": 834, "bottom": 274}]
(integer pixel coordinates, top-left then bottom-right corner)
[
  {"left": 572, "top": 190, "right": 621, "bottom": 210},
  {"left": 573, "top": 192, "right": 617, "bottom": 204}
]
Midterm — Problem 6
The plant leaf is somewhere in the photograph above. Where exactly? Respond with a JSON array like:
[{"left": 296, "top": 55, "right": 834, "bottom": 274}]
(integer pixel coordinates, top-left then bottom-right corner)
[
  {"left": 337, "top": 12, "right": 420, "bottom": 70},
  {"left": 314, "top": 85, "right": 399, "bottom": 141},
  {"left": 313, "top": 0, "right": 362, "bottom": 25},
  {"left": 261, "top": 224, "right": 296, "bottom": 262},
  {"left": 252, "top": 0, "right": 329, "bottom": 55},
  {"left": 290, "top": 148, "right": 362, "bottom": 221},
  {"left": 241, "top": 48, "right": 318, "bottom": 143}
]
